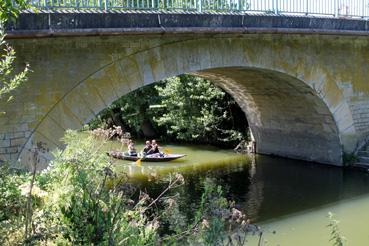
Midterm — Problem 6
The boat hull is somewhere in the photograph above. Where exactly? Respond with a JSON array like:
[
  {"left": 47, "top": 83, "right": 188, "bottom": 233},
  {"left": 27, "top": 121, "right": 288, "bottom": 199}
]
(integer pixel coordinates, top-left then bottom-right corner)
[{"left": 107, "top": 151, "right": 185, "bottom": 162}]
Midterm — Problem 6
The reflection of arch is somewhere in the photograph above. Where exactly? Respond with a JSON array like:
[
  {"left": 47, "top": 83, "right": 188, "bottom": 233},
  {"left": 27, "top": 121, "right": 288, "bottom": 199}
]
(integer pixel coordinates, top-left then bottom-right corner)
[
  {"left": 243, "top": 156, "right": 264, "bottom": 221},
  {"left": 16, "top": 36, "right": 353, "bottom": 168}
]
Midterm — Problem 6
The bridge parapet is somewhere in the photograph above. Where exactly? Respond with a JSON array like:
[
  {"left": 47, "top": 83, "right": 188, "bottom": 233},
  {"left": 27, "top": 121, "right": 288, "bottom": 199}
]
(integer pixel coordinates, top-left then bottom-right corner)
[
  {"left": 18, "top": 0, "right": 369, "bottom": 18},
  {"left": 6, "top": 11, "right": 369, "bottom": 39}
]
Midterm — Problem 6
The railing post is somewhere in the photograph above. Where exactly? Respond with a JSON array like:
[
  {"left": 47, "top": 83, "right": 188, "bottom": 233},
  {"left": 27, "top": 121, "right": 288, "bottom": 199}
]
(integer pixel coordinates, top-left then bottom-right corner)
[
  {"left": 104, "top": 0, "right": 108, "bottom": 10},
  {"left": 44, "top": 0, "right": 48, "bottom": 9},
  {"left": 98, "top": 0, "right": 103, "bottom": 9},
  {"left": 334, "top": 0, "right": 339, "bottom": 17},
  {"left": 274, "top": 0, "right": 278, "bottom": 14},
  {"left": 305, "top": 0, "right": 308, "bottom": 15},
  {"left": 362, "top": 0, "right": 365, "bottom": 18},
  {"left": 197, "top": 0, "right": 202, "bottom": 12}
]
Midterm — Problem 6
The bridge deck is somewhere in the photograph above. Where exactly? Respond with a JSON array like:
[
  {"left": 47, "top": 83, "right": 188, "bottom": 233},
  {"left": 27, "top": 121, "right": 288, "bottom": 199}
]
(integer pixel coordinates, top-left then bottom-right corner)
[{"left": 6, "top": 12, "right": 369, "bottom": 38}]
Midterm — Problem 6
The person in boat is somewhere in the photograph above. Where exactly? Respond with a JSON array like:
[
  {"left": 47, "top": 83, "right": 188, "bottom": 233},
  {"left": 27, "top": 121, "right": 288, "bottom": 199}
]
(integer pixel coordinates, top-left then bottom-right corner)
[
  {"left": 141, "top": 140, "right": 152, "bottom": 156},
  {"left": 127, "top": 140, "right": 137, "bottom": 156},
  {"left": 146, "top": 140, "right": 158, "bottom": 154},
  {"left": 147, "top": 139, "right": 164, "bottom": 157}
]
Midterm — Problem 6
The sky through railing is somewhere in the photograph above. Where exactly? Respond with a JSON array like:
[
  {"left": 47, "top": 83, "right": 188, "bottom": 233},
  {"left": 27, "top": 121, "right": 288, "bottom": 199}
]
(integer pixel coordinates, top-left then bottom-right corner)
[{"left": 23, "top": 0, "right": 369, "bottom": 18}]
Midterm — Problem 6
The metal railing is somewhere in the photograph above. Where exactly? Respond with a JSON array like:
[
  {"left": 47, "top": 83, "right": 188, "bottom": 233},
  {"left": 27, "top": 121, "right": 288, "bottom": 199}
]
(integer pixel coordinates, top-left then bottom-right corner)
[{"left": 23, "top": 0, "right": 369, "bottom": 18}]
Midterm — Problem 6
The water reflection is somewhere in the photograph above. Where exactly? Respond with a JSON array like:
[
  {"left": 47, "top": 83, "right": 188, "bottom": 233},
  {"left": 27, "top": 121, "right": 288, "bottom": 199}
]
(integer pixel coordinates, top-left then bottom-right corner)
[
  {"left": 242, "top": 155, "right": 369, "bottom": 222},
  {"left": 243, "top": 157, "right": 264, "bottom": 221},
  {"left": 130, "top": 153, "right": 369, "bottom": 225}
]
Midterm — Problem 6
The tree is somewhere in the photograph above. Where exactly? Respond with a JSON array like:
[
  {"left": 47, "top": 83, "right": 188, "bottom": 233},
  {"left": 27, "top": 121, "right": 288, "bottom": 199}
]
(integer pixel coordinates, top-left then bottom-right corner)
[
  {"left": 88, "top": 81, "right": 165, "bottom": 137},
  {"left": 154, "top": 74, "right": 245, "bottom": 145}
]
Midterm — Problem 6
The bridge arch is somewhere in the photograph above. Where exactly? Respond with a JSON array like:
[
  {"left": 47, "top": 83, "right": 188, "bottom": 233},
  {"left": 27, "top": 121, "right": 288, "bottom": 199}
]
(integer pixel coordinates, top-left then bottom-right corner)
[{"left": 7, "top": 35, "right": 358, "bottom": 168}]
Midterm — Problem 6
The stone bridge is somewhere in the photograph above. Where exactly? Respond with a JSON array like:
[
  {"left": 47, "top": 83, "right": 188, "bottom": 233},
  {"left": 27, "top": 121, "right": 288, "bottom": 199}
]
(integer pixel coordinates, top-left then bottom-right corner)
[{"left": 3, "top": 12, "right": 369, "bottom": 169}]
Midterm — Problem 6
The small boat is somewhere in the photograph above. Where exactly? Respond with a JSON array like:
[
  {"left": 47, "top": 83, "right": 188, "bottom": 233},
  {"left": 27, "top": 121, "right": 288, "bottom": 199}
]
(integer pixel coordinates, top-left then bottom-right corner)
[{"left": 107, "top": 150, "right": 186, "bottom": 162}]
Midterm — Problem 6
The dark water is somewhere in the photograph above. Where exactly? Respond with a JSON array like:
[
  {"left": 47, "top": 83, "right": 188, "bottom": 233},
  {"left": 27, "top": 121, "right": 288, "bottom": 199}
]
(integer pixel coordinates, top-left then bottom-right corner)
[
  {"left": 137, "top": 154, "right": 369, "bottom": 221},
  {"left": 131, "top": 154, "right": 369, "bottom": 245}
]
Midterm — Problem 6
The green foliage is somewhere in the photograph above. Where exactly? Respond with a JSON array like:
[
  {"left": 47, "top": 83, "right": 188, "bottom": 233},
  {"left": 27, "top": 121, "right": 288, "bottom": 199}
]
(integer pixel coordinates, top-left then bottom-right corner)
[
  {"left": 0, "top": 0, "right": 28, "bottom": 22},
  {"left": 155, "top": 75, "right": 243, "bottom": 144},
  {"left": 0, "top": 8, "right": 30, "bottom": 244},
  {"left": 162, "top": 177, "right": 256, "bottom": 246},
  {"left": 327, "top": 212, "right": 347, "bottom": 246},
  {"left": 36, "top": 130, "right": 160, "bottom": 245},
  {"left": 0, "top": 165, "right": 26, "bottom": 221},
  {"left": 201, "top": 0, "right": 249, "bottom": 11},
  {"left": 0, "top": 164, "right": 50, "bottom": 245},
  {"left": 39, "top": 131, "right": 256, "bottom": 245},
  {"left": 194, "top": 178, "right": 228, "bottom": 245},
  {"left": 159, "top": 75, "right": 246, "bottom": 145},
  {"left": 0, "top": 20, "right": 29, "bottom": 113},
  {"left": 0, "top": 131, "right": 162, "bottom": 245},
  {"left": 0, "top": 7, "right": 28, "bottom": 224},
  {"left": 0, "top": 131, "right": 256, "bottom": 245},
  {"left": 91, "top": 74, "right": 247, "bottom": 146},
  {"left": 0, "top": 165, "right": 27, "bottom": 244},
  {"left": 89, "top": 81, "right": 164, "bottom": 135}
]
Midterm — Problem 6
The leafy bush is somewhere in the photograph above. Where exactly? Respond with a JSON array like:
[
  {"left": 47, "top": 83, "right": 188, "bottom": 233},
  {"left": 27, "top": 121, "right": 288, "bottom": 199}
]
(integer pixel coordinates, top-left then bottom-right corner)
[
  {"left": 1, "top": 131, "right": 258, "bottom": 245},
  {"left": 0, "top": 0, "right": 28, "bottom": 22},
  {"left": 0, "top": 165, "right": 27, "bottom": 244},
  {"left": 34, "top": 131, "right": 162, "bottom": 244},
  {"left": 0, "top": 20, "right": 29, "bottom": 109},
  {"left": 160, "top": 177, "right": 262, "bottom": 245}
]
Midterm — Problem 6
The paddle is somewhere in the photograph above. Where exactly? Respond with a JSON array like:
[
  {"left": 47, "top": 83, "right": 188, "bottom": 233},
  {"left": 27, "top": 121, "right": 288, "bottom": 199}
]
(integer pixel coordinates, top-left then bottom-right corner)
[
  {"left": 135, "top": 158, "right": 142, "bottom": 166},
  {"left": 135, "top": 153, "right": 143, "bottom": 166},
  {"left": 163, "top": 148, "right": 171, "bottom": 155}
]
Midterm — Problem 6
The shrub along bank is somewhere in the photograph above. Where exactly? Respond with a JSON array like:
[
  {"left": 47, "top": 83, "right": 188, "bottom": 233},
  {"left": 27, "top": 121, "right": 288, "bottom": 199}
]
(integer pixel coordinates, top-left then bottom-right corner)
[{"left": 0, "top": 130, "right": 260, "bottom": 245}]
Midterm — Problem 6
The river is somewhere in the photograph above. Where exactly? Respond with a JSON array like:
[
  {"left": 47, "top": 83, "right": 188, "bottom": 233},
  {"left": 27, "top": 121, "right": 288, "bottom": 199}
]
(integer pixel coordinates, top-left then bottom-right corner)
[{"left": 101, "top": 138, "right": 369, "bottom": 245}]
